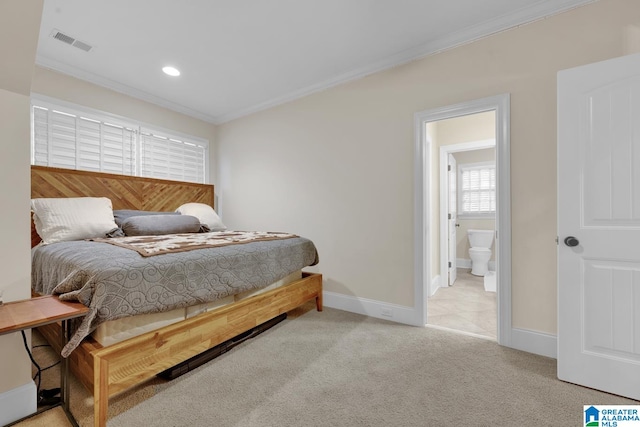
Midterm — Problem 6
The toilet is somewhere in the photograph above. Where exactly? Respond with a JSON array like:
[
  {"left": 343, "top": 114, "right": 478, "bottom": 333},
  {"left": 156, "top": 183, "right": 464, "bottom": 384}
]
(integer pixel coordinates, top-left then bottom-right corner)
[{"left": 467, "top": 229, "right": 494, "bottom": 276}]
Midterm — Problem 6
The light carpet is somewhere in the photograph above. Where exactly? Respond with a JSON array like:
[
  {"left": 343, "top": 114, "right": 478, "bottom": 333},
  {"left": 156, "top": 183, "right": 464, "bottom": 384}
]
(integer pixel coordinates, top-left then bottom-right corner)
[{"left": 15, "top": 305, "right": 638, "bottom": 426}]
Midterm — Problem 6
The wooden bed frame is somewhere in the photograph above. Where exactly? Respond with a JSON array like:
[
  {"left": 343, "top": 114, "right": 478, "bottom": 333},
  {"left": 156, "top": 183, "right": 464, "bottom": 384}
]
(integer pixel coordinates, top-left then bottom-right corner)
[{"left": 31, "top": 166, "right": 323, "bottom": 427}]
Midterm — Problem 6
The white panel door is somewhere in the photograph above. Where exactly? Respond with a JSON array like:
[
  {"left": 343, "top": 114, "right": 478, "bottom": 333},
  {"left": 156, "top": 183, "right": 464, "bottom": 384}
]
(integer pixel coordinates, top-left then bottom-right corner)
[
  {"left": 448, "top": 154, "right": 457, "bottom": 286},
  {"left": 558, "top": 52, "right": 640, "bottom": 400}
]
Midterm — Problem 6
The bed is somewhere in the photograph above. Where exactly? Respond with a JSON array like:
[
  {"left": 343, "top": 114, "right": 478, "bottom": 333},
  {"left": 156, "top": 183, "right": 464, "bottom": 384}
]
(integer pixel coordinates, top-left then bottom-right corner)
[{"left": 30, "top": 165, "right": 323, "bottom": 427}]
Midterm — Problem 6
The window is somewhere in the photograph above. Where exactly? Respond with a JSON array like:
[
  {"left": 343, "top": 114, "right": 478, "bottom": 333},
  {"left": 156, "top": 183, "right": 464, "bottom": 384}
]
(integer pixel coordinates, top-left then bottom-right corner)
[
  {"left": 31, "top": 96, "right": 209, "bottom": 184},
  {"left": 139, "top": 129, "right": 206, "bottom": 183},
  {"left": 458, "top": 162, "right": 496, "bottom": 217}
]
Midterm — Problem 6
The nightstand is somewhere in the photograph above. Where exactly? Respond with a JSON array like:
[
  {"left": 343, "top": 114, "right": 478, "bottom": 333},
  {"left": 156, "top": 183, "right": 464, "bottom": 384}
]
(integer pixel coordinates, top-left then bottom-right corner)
[{"left": 0, "top": 295, "right": 89, "bottom": 427}]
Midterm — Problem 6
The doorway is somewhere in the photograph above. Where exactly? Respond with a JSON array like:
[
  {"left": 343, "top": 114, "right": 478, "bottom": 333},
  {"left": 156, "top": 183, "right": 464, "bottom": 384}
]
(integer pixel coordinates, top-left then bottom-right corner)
[
  {"left": 432, "top": 129, "right": 497, "bottom": 339},
  {"left": 413, "top": 94, "right": 511, "bottom": 346}
]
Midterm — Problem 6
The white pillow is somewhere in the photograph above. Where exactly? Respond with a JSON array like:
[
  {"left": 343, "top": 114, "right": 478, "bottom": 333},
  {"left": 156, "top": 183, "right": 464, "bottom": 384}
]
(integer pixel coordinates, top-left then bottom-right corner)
[
  {"left": 175, "top": 202, "right": 227, "bottom": 231},
  {"left": 31, "top": 197, "right": 119, "bottom": 244}
]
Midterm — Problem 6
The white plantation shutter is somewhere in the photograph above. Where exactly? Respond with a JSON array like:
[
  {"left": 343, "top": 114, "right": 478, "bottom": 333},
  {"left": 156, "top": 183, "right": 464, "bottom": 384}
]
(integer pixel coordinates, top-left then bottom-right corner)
[
  {"left": 459, "top": 162, "right": 496, "bottom": 216},
  {"left": 139, "top": 130, "right": 206, "bottom": 183},
  {"left": 32, "top": 104, "right": 136, "bottom": 174},
  {"left": 31, "top": 97, "right": 208, "bottom": 184}
]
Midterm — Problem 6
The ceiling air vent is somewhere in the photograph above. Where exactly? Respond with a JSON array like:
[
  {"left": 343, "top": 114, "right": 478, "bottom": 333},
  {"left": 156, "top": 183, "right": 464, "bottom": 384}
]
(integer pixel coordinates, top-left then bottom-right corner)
[{"left": 51, "top": 29, "right": 93, "bottom": 52}]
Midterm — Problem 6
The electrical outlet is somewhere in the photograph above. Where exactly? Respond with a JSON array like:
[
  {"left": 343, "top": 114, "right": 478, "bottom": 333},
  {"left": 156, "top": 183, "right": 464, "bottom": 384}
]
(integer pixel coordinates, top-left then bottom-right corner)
[{"left": 381, "top": 307, "right": 393, "bottom": 318}]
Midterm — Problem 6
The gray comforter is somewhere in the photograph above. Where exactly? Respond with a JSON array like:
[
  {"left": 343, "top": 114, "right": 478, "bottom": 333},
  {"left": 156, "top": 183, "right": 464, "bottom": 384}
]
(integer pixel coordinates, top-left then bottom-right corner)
[{"left": 32, "top": 236, "right": 319, "bottom": 356}]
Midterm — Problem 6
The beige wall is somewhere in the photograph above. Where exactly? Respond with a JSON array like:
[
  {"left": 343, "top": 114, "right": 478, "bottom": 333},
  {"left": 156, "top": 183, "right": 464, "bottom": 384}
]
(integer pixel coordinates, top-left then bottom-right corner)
[
  {"left": 0, "top": 0, "right": 43, "bottom": 421},
  {"left": 31, "top": 67, "right": 218, "bottom": 184},
  {"left": 436, "top": 111, "right": 496, "bottom": 146},
  {"left": 217, "top": 0, "right": 640, "bottom": 334},
  {"left": 453, "top": 147, "right": 495, "bottom": 164}
]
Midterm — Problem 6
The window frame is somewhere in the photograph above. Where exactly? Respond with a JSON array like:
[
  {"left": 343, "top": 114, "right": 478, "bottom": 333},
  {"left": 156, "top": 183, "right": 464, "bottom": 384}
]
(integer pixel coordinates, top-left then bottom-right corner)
[
  {"left": 457, "top": 161, "right": 496, "bottom": 219},
  {"left": 30, "top": 94, "right": 210, "bottom": 184}
]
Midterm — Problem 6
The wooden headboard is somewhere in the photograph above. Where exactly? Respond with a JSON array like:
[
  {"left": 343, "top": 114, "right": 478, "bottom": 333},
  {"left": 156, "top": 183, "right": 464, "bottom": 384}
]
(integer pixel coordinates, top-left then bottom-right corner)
[{"left": 31, "top": 166, "right": 214, "bottom": 247}]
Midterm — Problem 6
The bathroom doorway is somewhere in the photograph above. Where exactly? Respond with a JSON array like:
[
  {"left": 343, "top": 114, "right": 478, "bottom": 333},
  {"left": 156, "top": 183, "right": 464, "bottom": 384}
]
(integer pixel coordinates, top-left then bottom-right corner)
[
  {"left": 414, "top": 94, "right": 511, "bottom": 345},
  {"left": 431, "top": 128, "right": 497, "bottom": 339}
]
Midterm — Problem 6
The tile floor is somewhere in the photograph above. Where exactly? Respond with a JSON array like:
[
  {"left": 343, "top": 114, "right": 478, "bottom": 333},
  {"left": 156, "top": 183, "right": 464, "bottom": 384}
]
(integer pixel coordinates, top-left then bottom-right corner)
[{"left": 427, "top": 268, "right": 497, "bottom": 339}]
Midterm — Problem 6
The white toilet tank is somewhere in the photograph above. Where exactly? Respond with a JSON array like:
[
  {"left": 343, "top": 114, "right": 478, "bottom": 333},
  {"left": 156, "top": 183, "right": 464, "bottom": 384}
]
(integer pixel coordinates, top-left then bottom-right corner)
[{"left": 467, "top": 229, "right": 494, "bottom": 249}]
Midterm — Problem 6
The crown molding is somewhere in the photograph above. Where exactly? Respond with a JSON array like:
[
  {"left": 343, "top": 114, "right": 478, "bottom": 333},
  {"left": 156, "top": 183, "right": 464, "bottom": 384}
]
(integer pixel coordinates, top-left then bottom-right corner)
[
  {"left": 215, "top": 0, "right": 595, "bottom": 123},
  {"left": 36, "top": 0, "right": 595, "bottom": 125}
]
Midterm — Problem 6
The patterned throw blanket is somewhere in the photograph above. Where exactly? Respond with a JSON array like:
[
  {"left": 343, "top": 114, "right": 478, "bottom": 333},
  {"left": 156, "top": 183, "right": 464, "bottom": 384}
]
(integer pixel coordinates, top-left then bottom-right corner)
[{"left": 92, "top": 231, "right": 298, "bottom": 256}]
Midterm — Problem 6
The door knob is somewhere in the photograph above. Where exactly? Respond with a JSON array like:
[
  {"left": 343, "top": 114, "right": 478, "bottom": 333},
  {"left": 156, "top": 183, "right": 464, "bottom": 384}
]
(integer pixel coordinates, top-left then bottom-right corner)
[{"left": 564, "top": 236, "right": 579, "bottom": 247}]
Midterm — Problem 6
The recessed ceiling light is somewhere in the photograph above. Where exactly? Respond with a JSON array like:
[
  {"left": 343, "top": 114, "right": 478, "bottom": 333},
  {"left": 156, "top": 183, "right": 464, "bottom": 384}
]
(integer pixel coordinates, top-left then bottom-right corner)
[{"left": 162, "top": 66, "right": 180, "bottom": 77}]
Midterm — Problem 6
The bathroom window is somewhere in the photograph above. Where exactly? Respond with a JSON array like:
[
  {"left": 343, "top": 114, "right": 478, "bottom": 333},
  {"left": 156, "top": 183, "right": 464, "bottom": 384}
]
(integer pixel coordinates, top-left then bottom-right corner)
[{"left": 458, "top": 162, "right": 496, "bottom": 218}]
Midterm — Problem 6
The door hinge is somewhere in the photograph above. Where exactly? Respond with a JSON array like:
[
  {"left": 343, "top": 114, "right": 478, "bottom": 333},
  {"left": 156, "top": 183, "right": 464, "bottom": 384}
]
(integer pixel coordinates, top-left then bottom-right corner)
[
  {"left": 448, "top": 164, "right": 451, "bottom": 171},
  {"left": 448, "top": 261, "right": 452, "bottom": 268},
  {"left": 555, "top": 236, "right": 559, "bottom": 245},
  {"left": 448, "top": 213, "right": 451, "bottom": 219}
]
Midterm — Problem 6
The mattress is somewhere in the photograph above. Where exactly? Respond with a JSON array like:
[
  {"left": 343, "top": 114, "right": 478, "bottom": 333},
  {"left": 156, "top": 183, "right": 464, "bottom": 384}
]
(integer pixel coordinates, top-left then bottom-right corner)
[{"left": 91, "top": 270, "right": 302, "bottom": 346}]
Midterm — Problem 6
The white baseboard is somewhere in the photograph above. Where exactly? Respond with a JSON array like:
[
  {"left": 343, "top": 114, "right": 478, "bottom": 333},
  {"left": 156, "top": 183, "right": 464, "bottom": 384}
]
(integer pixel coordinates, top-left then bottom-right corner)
[
  {"left": 457, "top": 258, "right": 471, "bottom": 269},
  {"left": 456, "top": 258, "right": 496, "bottom": 271},
  {"left": 0, "top": 382, "right": 36, "bottom": 426},
  {"left": 323, "top": 291, "right": 557, "bottom": 358},
  {"left": 323, "top": 291, "right": 421, "bottom": 326},
  {"left": 509, "top": 328, "right": 557, "bottom": 359}
]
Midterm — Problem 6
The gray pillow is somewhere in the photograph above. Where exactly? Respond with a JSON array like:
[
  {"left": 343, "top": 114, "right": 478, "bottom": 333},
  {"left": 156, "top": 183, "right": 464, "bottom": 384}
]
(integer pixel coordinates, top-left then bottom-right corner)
[
  {"left": 121, "top": 214, "right": 201, "bottom": 236},
  {"left": 113, "top": 209, "right": 179, "bottom": 227}
]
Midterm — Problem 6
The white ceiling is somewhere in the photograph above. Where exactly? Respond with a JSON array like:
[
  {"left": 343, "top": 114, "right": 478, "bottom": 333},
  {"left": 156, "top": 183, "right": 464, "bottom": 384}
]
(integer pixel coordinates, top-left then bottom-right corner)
[{"left": 36, "top": 0, "right": 594, "bottom": 124}]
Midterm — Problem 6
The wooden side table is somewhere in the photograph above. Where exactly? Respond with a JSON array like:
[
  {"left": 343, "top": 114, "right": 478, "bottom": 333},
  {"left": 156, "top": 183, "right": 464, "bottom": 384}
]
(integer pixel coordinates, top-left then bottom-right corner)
[{"left": 0, "top": 295, "right": 89, "bottom": 427}]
